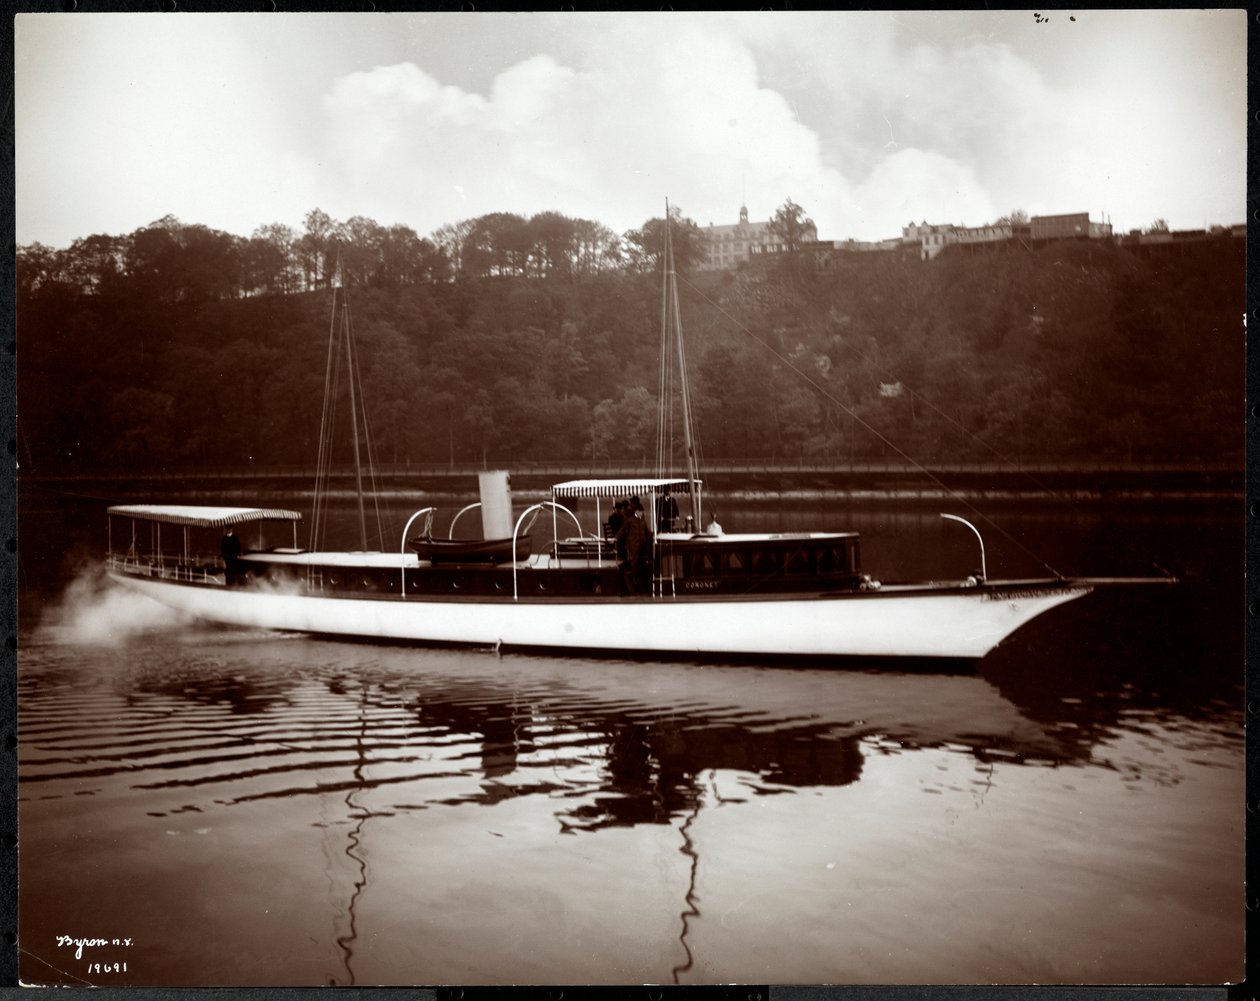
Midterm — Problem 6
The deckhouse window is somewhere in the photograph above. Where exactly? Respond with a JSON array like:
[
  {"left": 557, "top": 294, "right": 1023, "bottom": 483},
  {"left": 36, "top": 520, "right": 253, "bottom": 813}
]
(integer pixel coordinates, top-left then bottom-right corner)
[
  {"left": 817, "top": 545, "right": 851, "bottom": 575},
  {"left": 750, "top": 549, "right": 780, "bottom": 575},
  {"left": 784, "top": 548, "right": 812, "bottom": 575},
  {"left": 687, "top": 552, "right": 718, "bottom": 577}
]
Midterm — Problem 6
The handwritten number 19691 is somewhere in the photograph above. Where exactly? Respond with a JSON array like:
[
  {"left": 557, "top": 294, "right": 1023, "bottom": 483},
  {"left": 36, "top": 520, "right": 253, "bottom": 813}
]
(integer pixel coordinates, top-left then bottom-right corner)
[{"left": 87, "top": 962, "right": 128, "bottom": 974}]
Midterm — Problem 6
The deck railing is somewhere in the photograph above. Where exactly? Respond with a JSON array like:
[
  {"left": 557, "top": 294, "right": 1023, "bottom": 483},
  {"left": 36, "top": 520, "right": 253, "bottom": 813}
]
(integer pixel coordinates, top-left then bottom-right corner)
[{"left": 107, "top": 554, "right": 223, "bottom": 585}]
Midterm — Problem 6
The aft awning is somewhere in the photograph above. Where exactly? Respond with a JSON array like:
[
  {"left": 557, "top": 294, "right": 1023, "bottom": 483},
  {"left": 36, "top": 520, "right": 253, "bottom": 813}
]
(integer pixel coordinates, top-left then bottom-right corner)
[
  {"left": 551, "top": 478, "right": 700, "bottom": 499},
  {"left": 106, "top": 505, "right": 302, "bottom": 528}
]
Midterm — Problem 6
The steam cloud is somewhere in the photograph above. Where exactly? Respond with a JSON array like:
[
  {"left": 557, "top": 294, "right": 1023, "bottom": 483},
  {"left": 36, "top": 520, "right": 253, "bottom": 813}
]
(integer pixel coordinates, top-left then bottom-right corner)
[{"left": 37, "top": 569, "right": 193, "bottom": 647}]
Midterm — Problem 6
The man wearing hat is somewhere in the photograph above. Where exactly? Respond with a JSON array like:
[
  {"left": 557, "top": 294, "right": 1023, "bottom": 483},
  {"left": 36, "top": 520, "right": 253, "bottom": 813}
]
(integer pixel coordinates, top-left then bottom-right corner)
[{"left": 615, "top": 495, "right": 653, "bottom": 594}]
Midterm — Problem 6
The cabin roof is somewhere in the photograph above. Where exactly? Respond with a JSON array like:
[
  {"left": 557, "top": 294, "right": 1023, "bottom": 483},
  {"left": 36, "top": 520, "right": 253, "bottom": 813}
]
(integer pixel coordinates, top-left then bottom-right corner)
[
  {"left": 107, "top": 504, "right": 303, "bottom": 528},
  {"left": 551, "top": 477, "right": 699, "bottom": 499}
]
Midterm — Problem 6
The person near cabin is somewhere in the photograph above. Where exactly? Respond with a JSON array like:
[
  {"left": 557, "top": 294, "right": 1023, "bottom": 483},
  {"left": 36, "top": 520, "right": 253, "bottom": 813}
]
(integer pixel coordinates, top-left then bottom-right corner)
[
  {"left": 607, "top": 499, "right": 627, "bottom": 549},
  {"left": 656, "top": 487, "right": 679, "bottom": 533},
  {"left": 706, "top": 512, "right": 723, "bottom": 536},
  {"left": 615, "top": 496, "right": 653, "bottom": 594},
  {"left": 220, "top": 527, "right": 244, "bottom": 586}
]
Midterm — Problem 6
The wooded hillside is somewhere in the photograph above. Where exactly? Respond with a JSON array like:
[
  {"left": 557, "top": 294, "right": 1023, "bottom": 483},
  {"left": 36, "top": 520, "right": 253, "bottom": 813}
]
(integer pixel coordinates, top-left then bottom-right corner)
[{"left": 17, "top": 211, "right": 1243, "bottom": 475}]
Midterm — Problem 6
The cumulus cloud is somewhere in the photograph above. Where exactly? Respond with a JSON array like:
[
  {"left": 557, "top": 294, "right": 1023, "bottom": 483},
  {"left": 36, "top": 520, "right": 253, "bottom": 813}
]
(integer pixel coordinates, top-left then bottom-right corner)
[
  {"left": 16, "top": 11, "right": 1245, "bottom": 247},
  {"left": 305, "top": 14, "right": 1112, "bottom": 243},
  {"left": 309, "top": 21, "right": 859, "bottom": 240},
  {"left": 851, "top": 149, "right": 996, "bottom": 232}
]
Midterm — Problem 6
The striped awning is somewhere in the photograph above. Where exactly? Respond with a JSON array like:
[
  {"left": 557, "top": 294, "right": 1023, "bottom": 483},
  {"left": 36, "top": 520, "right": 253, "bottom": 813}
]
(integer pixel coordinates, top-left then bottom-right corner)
[
  {"left": 107, "top": 505, "right": 302, "bottom": 528},
  {"left": 551, "top": 478, "right": 699, "bottom": 499}
]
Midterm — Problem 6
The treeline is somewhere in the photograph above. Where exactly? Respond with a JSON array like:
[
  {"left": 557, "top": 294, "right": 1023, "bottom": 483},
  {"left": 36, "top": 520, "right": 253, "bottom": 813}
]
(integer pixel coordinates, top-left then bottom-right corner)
[
  {"left": 16, "top": 211, "right": 1242, "bottom": 475},
  {"left": 16, "top": 208, "right": 711, "bottom": 305}
]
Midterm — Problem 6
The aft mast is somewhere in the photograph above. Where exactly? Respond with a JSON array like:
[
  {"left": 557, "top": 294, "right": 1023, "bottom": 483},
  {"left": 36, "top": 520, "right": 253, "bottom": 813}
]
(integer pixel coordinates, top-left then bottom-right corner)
[
  {"left": 342, "top": 292, "right": 368, "bottom": 552},
  {"left": 661, "top": 200, "right": 703, "bottom": 528}
]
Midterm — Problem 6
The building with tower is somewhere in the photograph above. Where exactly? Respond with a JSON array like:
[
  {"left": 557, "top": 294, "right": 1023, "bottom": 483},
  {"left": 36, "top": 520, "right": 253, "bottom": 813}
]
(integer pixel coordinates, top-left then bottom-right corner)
[{"left": 699, "top": 205, "right": 818, "bottom": 271}]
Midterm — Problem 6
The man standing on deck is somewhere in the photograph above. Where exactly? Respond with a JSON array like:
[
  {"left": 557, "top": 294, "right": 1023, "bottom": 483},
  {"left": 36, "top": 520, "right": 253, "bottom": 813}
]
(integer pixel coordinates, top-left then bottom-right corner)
[
  {"left": 615, "top": 496, "right": 653, "bottom": 594},
  {"left": 656, "top": 487, "right": 679, "bottom": 533},
  {"left": 220, "top": 528, "right": 244, "bottom": 586}
]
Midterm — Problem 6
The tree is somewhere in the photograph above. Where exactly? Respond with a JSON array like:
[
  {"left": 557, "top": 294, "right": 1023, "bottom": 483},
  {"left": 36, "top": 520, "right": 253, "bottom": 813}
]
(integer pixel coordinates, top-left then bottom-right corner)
[
  {"left": 461, "top": 212, "right": 531, "bottom": 278},
  {"left": 126, "top": 223, "right": 182, "bottom": 304},
  {"left": 60, "top": 234, "right": 130, "bottom": 297},
  {"left": 528, "top": 211, "right": 577, "bottom": 279},
  {"left": 992, "top": 209, "right": 1030, "bottom": 226},
  {"left": 623, "top": 208, "right": 705, "bottom": 275},
  {"left": 299, "top": 208, "right": 337, "bottom": 289},
  {"left": 335, "top": 215, "right": 386, "bottom": 288},
  {"left": 571, "top": 219, "right": 623, "bottom": 275},
  {"left": 382, "top": 225, "right": 449, "bottom": 285},
  {"left": 766, "top": 198, "right": 815, "bottom": 254},
  {"left": 1149, "top": 218, "right": 1170, "bottom": 233},
  {"left": 16, "top": 242, "right": 63, "bottom": 299},
  {"left": 589, "top": 386, "right": 656, "bottom": 463},
  {"left": 246, "top": 223, "right": 300, "bottom": 295},
  {"left": 430, "top": 219, "right": 476, "bottom": 277},
  {"left": 176, "top": 224, "right": 241, "bottom": 304}
]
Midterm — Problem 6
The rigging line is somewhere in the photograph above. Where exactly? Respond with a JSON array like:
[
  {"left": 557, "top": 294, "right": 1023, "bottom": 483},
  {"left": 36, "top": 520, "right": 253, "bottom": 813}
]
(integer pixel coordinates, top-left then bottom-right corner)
[
  {"left": 833, "top": 336, "right": 1066, "bottom": 491},
  {"left": 657, "top": 202, "right": 674, "bottom": 480},
  {"left": 675, "top": 274, "right": 1062, "bottom": 577},
  {"left": 830, "top": 336, "right": 1179, "bottom": 577},
  {"left": 343, "top": 297, "right": 386, "bottom": 549},
  {"left": 317, "top": 318, "right": 346, "bottom": 552},
  {"left": 342, "top": 300, "right": 369, "bottom": 552},
  {"left": 312, "top": 283, "right": 343, "bottom": 552}
]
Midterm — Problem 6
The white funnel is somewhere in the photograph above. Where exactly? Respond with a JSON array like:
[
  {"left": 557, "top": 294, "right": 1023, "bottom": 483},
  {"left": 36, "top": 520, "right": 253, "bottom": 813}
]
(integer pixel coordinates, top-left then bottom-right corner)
[{"left": 479, "top": 470, "right": 514, "bottom": 540}]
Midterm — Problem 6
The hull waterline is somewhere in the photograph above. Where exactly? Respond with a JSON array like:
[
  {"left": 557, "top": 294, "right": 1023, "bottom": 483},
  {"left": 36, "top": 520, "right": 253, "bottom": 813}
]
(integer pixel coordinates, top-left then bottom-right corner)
[{"left": 108, "top": 571, "right": 1092, "bottom": 662}]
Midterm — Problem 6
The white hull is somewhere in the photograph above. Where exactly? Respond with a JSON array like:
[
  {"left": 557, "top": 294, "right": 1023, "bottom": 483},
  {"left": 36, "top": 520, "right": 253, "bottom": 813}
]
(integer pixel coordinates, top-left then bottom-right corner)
[{"left": 108, "top": 570, "right": 1092, "bottom": 661}]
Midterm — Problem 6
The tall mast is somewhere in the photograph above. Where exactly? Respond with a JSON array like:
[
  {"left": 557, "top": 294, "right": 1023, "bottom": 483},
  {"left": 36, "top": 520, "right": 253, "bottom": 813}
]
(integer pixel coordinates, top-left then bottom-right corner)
[
  {"left": 342, "top": 298, "right": 369, "bottom": 551},
  {"left": 311, "top": 255, "right": 376, "bottom": 555},
  {"left": 664, "top": 200, "right": 702, "bottom": 526}
]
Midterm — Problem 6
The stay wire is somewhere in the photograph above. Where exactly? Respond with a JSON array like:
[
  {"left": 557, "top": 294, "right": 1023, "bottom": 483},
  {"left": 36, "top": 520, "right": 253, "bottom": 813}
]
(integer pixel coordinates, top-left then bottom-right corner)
[
  {"left": 676, "top": 273, "right": 1063, "bottom": 578},
  {"left": 342, "top": 297, "right": 387, "bottom": 550},
  {"left": 312, "top": 282, "right": 343, "bottom": 552}
]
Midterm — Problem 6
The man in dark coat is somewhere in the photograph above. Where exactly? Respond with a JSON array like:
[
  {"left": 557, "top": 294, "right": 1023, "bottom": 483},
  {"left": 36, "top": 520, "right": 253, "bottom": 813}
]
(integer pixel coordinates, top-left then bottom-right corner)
[
  {"left": 220, "top": 528, "right": 244, "bottom": 586},
  {"left": 608, "top": 500, "right": 627, "bottom": 553},
  {"left": 656, "top": 487, "right": 679, "bottom": 533},
  {"left": 614, "top": 496, "right": 653, "bottom": 594}
]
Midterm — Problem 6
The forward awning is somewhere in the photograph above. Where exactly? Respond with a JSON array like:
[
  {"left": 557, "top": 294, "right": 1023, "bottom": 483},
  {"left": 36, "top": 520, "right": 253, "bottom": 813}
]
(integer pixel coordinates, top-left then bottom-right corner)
[
  {"left": 107, "top": 505, "right": 302, "bottom": 528},
  {"left": 551, "top": 478, "right": 699, "bottom": 500}
]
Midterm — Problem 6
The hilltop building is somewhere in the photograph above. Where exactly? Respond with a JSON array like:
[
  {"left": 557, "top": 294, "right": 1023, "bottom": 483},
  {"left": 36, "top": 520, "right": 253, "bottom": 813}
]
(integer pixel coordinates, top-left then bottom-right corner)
[
  {"left": 699, "top": 205, "right": 819, "bottom": 271},
  {"left": 902, "top": 212, "right": 1114, "bottom": 260}
]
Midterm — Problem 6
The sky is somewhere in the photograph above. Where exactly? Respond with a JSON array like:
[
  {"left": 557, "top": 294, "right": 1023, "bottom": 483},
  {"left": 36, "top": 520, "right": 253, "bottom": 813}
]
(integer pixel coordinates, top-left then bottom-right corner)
[{"left": 14, "top": 10, "right": 1249, "bottom": 249}]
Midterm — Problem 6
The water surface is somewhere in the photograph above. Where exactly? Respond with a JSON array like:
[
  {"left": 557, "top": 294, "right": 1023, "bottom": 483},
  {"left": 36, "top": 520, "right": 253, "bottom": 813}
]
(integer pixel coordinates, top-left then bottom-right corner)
[{"left": 16, "top": 492, "right": 1243, "bottom": 986}]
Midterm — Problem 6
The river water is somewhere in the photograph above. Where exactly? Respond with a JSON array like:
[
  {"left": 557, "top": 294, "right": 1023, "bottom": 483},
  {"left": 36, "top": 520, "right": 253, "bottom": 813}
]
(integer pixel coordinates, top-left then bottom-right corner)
[{"left": 15, "top": 489, "right": 1244, "bottom": 986}]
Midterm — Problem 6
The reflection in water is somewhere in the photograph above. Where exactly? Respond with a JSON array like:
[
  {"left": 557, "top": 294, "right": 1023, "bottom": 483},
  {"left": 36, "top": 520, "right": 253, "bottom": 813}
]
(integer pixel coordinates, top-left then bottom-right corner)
[
  {"left": 332, "top": 679, "right": 370, "bottom": 987},
  {"left": 670, "top": 771, "right": 706, "bottom": 984},
  {"left": 20, "top": 622, "right": 1237, "bottom": 817}
]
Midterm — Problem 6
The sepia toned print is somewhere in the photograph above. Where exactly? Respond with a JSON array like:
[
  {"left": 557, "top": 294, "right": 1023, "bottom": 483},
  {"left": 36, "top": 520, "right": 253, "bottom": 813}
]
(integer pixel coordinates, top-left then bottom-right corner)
[{"left": 14, "top": 9, "right": 1245, "bottom": 989}]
